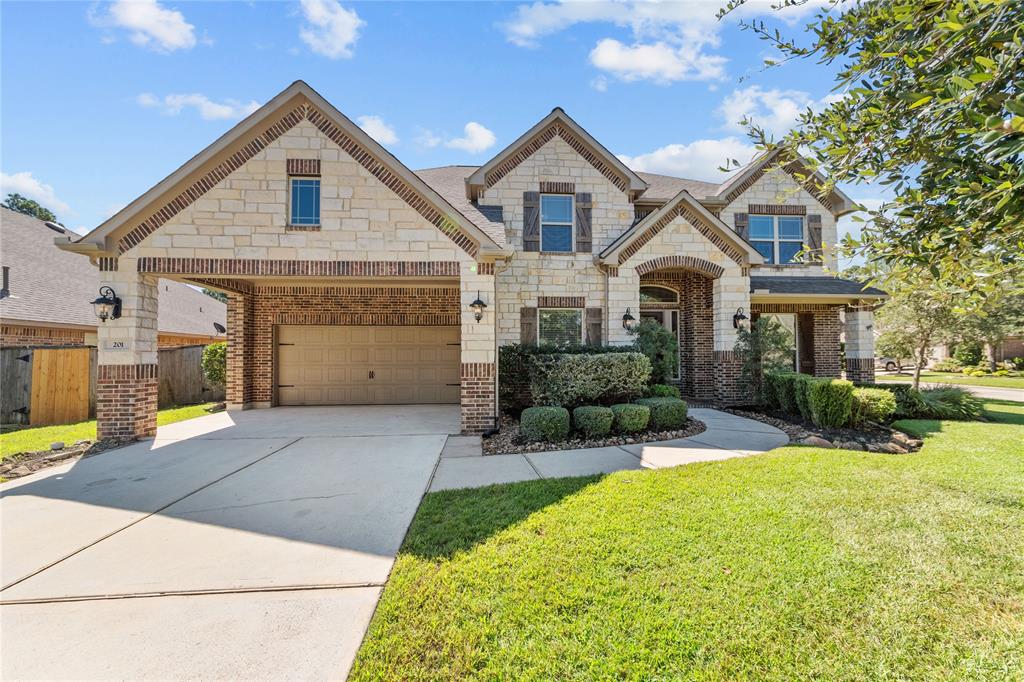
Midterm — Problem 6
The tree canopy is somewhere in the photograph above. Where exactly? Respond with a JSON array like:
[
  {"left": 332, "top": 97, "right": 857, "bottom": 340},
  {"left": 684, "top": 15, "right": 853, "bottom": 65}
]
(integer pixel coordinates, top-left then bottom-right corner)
[{"left": 3, "top": 193, "right": 59, "bottom": 223}]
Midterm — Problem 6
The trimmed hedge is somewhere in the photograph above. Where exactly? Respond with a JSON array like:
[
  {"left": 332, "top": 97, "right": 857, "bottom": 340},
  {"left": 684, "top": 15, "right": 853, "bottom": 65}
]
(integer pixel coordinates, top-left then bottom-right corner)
[
  {"left": 635, "top": 397, "right": 688, "bottom": 430},
  {"left": 520, "top": 406, "right": 570, "bottom": 442},
  {"left": 770, "top": 372, "right": 800, "bottom": 414},
  {"left": 529, "top": 352, "right": 651, "bottom": 409},
  {"left": 792, "top": 374, "right": 817, "bottom": 421},
  {"left": 201, "top": 342, "right": 227, "bottom": 385},
  {"left": 850, "top": 387, "right": 898, "bottom": 426},
  {"left": 611, "top": 403, "right": 650, "bottom": 434},
  {"left": 646, "top": 383, "right": 681, "bottom": 398},
  {"left": 499, "top": 343, "right": 637, "bottom": 413},
  {"left": 573, "top": 406, "right": 614, "bottom": 437},
  {"left": 808, "top": 379, "right": 854, "bottom": 428}
]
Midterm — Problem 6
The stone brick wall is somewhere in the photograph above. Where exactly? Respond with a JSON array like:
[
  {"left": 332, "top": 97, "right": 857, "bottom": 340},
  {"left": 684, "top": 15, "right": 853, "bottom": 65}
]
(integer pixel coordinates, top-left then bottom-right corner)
[
  {"left": 461, "top": 362, "right": 496, "bottom": 434},
  {"left": 713, "top": 350, "right": 747, "bottom": 404},
  {"left": 813, "top": 308, "right": 843, "bottom": 378},
  {"left": 96, "top": 363, "right": 158, "bottom": 440},
  {"left": 641, "top": 272, "right": 715, "bottom": 400},
  {"left": 0, "top": 326, "right": 87, "bottom": 348},
  {"left": 846, "top": 358, "right": 875, "bottom": 384},
  {"left": 844, "top": 306, "right": 875, "bottom": 383}
]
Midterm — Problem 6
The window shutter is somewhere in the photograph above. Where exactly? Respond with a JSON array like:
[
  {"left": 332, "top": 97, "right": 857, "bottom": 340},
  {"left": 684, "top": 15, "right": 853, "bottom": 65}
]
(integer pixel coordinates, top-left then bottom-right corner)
[
  {"left": 807, "top": 214, "right": 823, "bottom": 258},
  {"left": 585, "top": 307, "right": 602, "bottom": 345},
  {"left": 734, "top": 212, "right": 749, "bottom": 240},
  {"left": 523, "top": 192, "right": 540, "bottom": 252},
  {"left": 520, "top": 307, "right": 538, "bottom": 345},
  {"left": 575, "top": 192, "right": 593, "bottom": 253}
]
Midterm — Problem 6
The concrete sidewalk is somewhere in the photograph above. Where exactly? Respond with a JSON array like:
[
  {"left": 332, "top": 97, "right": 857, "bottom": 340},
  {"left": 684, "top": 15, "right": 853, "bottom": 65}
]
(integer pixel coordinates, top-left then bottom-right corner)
[{"left": 429, "top": 408, "right": 789, "bottom": 492}]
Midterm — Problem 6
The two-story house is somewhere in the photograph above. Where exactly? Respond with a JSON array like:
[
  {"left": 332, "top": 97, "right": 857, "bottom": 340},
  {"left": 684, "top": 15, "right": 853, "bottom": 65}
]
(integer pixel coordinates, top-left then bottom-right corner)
[{"left": 58, "top": 81, "right": 884, "bottom": 439}]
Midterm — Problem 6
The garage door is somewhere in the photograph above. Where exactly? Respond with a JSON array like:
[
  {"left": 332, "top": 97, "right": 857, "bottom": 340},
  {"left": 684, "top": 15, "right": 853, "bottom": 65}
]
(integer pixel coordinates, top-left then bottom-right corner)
[{"left": 276, "top": 325, "right": 460, "bottom": 405}]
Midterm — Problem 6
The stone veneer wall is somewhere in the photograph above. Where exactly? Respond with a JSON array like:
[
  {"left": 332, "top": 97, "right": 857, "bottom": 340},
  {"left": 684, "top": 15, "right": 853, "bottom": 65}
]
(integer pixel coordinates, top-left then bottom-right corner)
[{"left": 844, "top": 306, "right": 876, "bottom": 383}]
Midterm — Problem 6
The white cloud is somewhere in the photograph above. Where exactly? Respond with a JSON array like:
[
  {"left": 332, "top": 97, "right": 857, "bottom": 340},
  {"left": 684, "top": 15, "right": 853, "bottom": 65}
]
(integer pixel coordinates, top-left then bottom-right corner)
[
  {"left": 1, "top": 171, "right": 72, "bottom": 214},
  {"left": 415, "top": 128, "right": 442, "bottom": 149},
  {"left": 137, "top": 93, "right": 261, "bottom": 120},
  {"left": 444, "top": 122, "right": 497, "bottom": 154},
  {"left": 590, "top": 75, "right": 609, "bottom": 92},
  {"left": 618, "top": 137, "right": 758, "bottom": 182},
  {"left": 356, "top": 115, "right": 399, "bottom": 146},
  {"left": 717, "top": 85, "right": 840, "bottom": 138},
  {"left": 590, "top": 38, "right": 726, "bottom": 84},
  {"left": 92, "top": 0, "right": 197, "bottom": 53},
  {"left": 299, "top": 0, "right": 363, "bottom": 59}
]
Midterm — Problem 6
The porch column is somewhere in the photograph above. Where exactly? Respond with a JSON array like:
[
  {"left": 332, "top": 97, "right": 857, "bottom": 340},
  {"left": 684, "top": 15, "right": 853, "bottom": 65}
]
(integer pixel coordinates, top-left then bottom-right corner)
[
  {"left": 607, "top": 266, "right": 639, "bottom": 346},
  {"left": 460, "top": 262, "right": 496, "bottom": 434},
  {"left": 712, "top": 270, "right": 750, "bottom": 404},
  {"left": 95, "top": 259, "right": 159, "bottom": 440},
  {"left": 225, "top": 292, "right": 255, "bottom": 410},
  {"left": 813, "top": 308, "right": 843, "bottom": 378},
  {"left": 844, "top": 305, "right": 876, "bottom": 383}
]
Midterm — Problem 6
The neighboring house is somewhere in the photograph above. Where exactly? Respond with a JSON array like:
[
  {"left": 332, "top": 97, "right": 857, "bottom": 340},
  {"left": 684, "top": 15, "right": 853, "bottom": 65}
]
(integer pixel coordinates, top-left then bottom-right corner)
[
  {"left": 1, "top": 207, "right": 226, "bottom": 349},
  {"left": 57, "top": 81, "right": 883, "bottom": 440},
  {"left": 930, "top": 338, "right": 1024, "bottom": 366}
]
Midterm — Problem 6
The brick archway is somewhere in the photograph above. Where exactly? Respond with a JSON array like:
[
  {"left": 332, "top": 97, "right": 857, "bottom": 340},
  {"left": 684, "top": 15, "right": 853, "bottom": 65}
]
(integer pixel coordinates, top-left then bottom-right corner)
[{"left": 635, "top": 255, "right": 724, "bottom": 279}]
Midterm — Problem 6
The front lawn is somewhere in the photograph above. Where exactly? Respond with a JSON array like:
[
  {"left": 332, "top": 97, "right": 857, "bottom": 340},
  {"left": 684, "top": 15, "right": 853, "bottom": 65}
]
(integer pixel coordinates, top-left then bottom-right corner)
[
  {"left": 881, "top": 370, "right": 1024, "bottom": 389},
  {"left": 0, "top": 403, "right": 217, "bottom": 460},
  {"left": 351, "top": 401, "right": 1024, "bottom": 680}
]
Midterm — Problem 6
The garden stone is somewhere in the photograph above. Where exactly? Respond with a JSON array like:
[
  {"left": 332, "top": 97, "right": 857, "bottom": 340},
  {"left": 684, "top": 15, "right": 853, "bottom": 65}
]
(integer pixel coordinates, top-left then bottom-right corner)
[
  {"left": 10, "top": 465, "right": 32, "bottom": 477},
  {"left": 801, "top": 435, "right": 834, "bottom": 448},
  {"left": 50, "top": 442, "right": 65, "bottom": 451},
  {"left": 839, "top": 441, "right": 864, "bottom": 451}
]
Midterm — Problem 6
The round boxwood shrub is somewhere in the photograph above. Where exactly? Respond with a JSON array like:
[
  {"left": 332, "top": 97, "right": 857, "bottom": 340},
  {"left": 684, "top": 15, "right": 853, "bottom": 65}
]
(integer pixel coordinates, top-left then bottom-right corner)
[
  {"left": 850, "top": 387, "right": 897, "bottom": 426},
  {"left": 573, "top": 406, "right": 614, "bottom": 438},
  {"left": 611, "top": 403, "right": 650, "bottom": 434},
  {"left": 520, "top": 406, "right": 570, "bottom": 442},
  {"left": 635, "top": 397, "right": 688, "bottom": 430}
]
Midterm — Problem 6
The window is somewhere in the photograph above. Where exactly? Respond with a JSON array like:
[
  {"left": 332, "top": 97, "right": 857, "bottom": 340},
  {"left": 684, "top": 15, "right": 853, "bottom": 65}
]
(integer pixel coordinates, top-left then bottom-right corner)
[
  {"left": 639, "top": 286, "right": 679, "bottom": 304},
  {"left": 540, "top": 194, "right": 573, "bottom": 252},
  {"left": 749, "top": 215, "right": 804, "bottom": 265},
  {"left": 290, "top": 178, "right": 321, "bottom": 226},
  {"left": 538, "top": 309, "right": 582, "bottom": 346}
]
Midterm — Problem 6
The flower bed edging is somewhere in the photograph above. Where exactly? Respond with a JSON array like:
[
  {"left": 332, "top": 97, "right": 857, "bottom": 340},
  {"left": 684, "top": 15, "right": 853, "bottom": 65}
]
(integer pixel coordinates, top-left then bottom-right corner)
[{"left": 724, "top": 408, "right": 923, "bottom": 454}]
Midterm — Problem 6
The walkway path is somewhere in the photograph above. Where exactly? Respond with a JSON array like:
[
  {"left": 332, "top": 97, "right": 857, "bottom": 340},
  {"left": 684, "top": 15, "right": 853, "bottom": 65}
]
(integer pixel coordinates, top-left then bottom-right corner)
[{"left": 429, "top": 408, "right": 789, "bottom": 492}]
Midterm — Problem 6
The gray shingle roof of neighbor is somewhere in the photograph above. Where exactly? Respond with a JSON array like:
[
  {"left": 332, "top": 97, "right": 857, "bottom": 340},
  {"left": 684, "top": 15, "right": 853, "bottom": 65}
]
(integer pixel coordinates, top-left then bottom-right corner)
[
  {"left": 413, "top": 166, "right": 506, "bottom": 248},
  {"left": 0, "top": 207, "right": 227, "bottom": 336},
  {"left": 750, "top": 275, "right": 886, "bottom": 297},
  {"left": 634, "top": 172, "right": 721, "bottom": 201}
]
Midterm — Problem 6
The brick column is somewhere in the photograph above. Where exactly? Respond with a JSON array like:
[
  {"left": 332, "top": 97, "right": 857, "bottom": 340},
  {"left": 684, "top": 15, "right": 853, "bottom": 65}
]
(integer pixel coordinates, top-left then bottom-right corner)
[
  {"left": 461, "top": 262, "right": 496, "bottom": 434},
  {"left": 95, "top": 262, "right": 159, "bottom": 441},
  {"left": 845, "top": 305, "right": 876, "bottom": 383},
  {"left": 712, "top": 269, "right": 750, "bottom": 404},
  {"left": 226, "top": 292, "right": 255, "bottom": 410},
  {"left": 813, "top": 308, "right": 842, "bottom": 378}
]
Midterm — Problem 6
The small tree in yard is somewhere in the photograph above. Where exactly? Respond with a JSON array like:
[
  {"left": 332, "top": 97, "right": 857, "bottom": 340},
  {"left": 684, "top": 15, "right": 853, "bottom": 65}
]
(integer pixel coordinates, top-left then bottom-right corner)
[
  {"left": 953, "top": 289, "right": 1024, "bottom": 371},
  {"left": 734, "top": 316, "right": 795, "bottom": 405},
  {"left": 630, "top": 318, "right": 678, "bottom": 385},
  {"left": 875, "top": 280, "right": 960, "bottom": 389},
  {"left": 876, "top": 330, "right": 915, "bottom": 373},
  {"left": 202, "top": 342, "right": 226, "bottom": 386}
]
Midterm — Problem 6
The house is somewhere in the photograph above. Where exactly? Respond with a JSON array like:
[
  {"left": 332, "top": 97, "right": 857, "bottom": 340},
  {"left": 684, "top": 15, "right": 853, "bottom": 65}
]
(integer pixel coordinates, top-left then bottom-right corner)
[
  {"left": 1, "top": 207, "right": 226, "bottom": 349},
  {"left": 56, "top": 81, "right": 884, "bottom": 440}
]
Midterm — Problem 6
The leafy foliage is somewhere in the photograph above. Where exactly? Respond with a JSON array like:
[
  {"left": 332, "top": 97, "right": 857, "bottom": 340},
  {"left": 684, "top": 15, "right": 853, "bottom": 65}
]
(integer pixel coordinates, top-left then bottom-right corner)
[
  {"left": 629, "top": 318, "right": 679, "bottom": 385},
  {"left": 646, "top": 384, "right": 681, "bottom": 398},
  {"left": 528, "top": 353, "right": 651, "bottom": 409},
  {"left": 634, "top": 397, "right": 688, "bottom": 431},
  {"left": 201, "top": 342, "right": 226, "bottom": 385},
  {"left": 954, "top": 341, "right": 984, "bottom": 367},
  {"left": 611, "top": 403, "right": 650, "bottom": 434},
  {"left": 498, "top": 343, "right": 636, "bottom": 413},
  {"left": 734, "top": 316, "right": 796, "bottom": 405},
  {"left": 851, "top": 387, "right": 898, "bottom": 426},
  {"left": 202, "top": 288, "right": 228, "bottom": 303},
  {"left": 572, "top": 406, "right": 614, "bottom": 438},
  {"left": 4, "top": 193, "right": 58, "bottom": 223},
  {"left": 808, "top": 379, "right": 855, "bottom": 428},
  {"left": 520, "top": 406, "right": 570, "bottom": 443},
  {"left": 919, "top": 386, "right": 986, "bottom": 420}
]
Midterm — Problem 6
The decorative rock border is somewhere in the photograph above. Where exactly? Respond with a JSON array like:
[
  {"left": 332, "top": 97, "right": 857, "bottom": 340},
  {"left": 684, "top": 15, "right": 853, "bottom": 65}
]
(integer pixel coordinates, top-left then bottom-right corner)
[{"left": 483, "top": 417, "right": 707, "bottom": 456}]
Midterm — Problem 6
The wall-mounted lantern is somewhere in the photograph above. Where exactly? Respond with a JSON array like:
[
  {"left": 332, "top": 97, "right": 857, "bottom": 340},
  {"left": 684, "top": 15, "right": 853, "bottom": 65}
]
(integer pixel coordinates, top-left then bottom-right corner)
[
  {"left": 622, "top": 307, "right": 638, "bottom": 331},
  {"left": 91, "top": 286, "right": 122, "bottom": 323},
  {"left": 470, "top": 292, "right": 487, "bottom": 323},
  {"left": 732, "top": 307, "right": 748, "bottom": 330}
]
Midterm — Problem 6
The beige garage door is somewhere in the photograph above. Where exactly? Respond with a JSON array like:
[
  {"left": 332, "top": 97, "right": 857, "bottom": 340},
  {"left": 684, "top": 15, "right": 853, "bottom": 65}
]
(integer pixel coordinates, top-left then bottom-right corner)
[{"left": 276, "top": 325, "right": 460, "bottom": 405}]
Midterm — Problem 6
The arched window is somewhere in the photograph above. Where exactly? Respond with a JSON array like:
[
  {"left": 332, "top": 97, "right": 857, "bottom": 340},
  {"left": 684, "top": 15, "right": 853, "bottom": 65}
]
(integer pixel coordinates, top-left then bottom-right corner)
[{"left": 639, "top": 286, "right": 679, "bottom": 304}]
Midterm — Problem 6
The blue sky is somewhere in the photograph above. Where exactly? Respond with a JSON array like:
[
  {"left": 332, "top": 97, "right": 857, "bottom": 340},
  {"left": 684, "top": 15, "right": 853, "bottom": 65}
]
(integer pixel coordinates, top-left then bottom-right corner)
[{"left": 1, "top": 0, "right": 875, "bottom": 239}]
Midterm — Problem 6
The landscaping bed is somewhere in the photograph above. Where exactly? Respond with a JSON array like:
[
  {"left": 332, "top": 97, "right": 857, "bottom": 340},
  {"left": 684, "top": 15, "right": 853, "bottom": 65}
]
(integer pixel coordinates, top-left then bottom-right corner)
[
  {"left": 0, "top": 439, "right": 130, "bottom": 480},
  {"left": 724, "top": 407, "right": 922, "bottom": 453},
  {"left": 483, "top": 415, "right": 706, "bottom": 455}
]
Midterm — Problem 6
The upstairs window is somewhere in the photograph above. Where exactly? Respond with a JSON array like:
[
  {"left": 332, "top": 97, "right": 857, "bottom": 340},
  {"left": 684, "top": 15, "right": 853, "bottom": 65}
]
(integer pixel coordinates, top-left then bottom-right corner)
[
  {"left": 290, "top": 178, "right": 321, "bottom": 226},
  {"left": 538, "top": 309, "right": 582, "bottom": 346},
  {"left": 540, "top": 194, "right": 573, "bottom": 252},
  {"left": 750, "top": 215, "right": 804, "bottom": 265}
]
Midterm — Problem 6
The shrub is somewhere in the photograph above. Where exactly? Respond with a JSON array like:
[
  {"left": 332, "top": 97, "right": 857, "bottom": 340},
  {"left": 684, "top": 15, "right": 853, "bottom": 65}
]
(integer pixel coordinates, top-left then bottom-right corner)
[
  {"left": 520, "top": 406, "right": 570, "bottom": 442},
  {"left": 969, "top": 370, "right": 987, "bottom": 377},
  {"left": 954, "top": 341, "right": 983, "bottom": 366},
  {"left": 792, "top": 374, "right": 817, "bottom": 421},
  {"left": 808, "top": 379, "right": 854, "bottom": 428},
  {"left": 994, "top": 369, "right": 1009, "bottom": 376},
  {"left": 629, "top": 318, "right": 678, "bottom": 384},
  {"left": 646, "top": 384, "right": 681, "bottom": 398},
  {"left": 573, "top": 406, "right": 614, "bottom": 438},
  {"left": 611, "top": 403, "right": 650, "bottom": 434},
  {"left": 734, "top": 317, "right": 797, "bottom": 405},
  {"left": 919, "top": 387, "right": 985, "bottom": 421},
  {"left": 499, "top": 343, "right": 637, "bottom": 413},
  {"left": 850, "top": 387, "right": 897, "bottom": 426},
  {"left": 772, "top": 372, "right": 801, "bottom": 414},
  {"left": 932, "top": 358, "right": 962, "bottom": 373},
  {"left": 1013, "top": 357, "right": 1024, "bottom": 370},
  {"left": 201, "top": 342, "right": 226, "bottom": 385},
  {"left": 529, "top": 352, "right": 651, "bottom": 408},
  {"left": 884, "top": 384, "right": 929, "bottom": 419},
  {"left": 635, "top": 397, "right": 688, "bottom": 430},
  {"left": 763, "top": 372, "right": 790, "bottom": 410}
]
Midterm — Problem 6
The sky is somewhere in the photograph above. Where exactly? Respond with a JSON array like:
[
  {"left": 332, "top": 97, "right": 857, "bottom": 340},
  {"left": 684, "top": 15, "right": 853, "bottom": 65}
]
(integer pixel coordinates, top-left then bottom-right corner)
[{"left": 1, "top": 0, "right": 879, "bottom": 242}]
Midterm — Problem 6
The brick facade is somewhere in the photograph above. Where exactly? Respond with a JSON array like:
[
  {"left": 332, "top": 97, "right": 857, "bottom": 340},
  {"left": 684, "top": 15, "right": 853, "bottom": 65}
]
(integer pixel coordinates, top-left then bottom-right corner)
[
  {"left": 846, "top": 358, "right": 875, "bottom": 384},
  {"left": 96, "top": 363, "right": 158, "bottom": 440},
  {"left": 0, "top": 326, "right": 86, "bottom": 347},
  {"left": 461, "top": 362, "right": 497, "bottom": 433},
  {"left": 812, "top": 308, "right": 843, "bottom": 378},
  {"left": 641, "top": 271, "right": 715, "bottom": 401},
  {"left": 713, "top": 350, "right": 747, "bottom": 404}
]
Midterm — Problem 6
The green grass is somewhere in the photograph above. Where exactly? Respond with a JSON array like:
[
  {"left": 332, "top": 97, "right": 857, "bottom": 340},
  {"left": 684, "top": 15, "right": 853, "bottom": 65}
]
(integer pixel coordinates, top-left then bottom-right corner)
[
  {"left": 881, "top": 370, "right": 1024, "bottom": 389},
  {"left": 351, "top": 402, "right": 1024, "bottom": 681},
  {"left": 0, "top": 403, "right": 217, "bottom": 460}
]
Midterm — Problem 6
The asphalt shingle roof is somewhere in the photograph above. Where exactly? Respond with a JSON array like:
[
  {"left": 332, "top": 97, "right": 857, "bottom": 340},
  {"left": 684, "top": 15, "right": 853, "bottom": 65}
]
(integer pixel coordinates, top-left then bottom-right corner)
[
  {"left": 0, "top": 207, "right": 226, "bottom": 336},
  {"left": 634, "top": 172, "right": 720, "bottom": 201},
  {"left": 414, "top": 166, "right": 507, "bottom": 248},
  {"left": 750, "top": 276, "right": 886, "bottom": 297}
]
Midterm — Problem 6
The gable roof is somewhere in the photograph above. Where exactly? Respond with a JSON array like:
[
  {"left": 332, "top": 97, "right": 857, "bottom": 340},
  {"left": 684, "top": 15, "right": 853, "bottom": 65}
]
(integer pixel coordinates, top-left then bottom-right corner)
[
  {"left": 1, "top": 208, "right": 226, "bottom": 336},
  {"left": 414, "top": 166, "right": 505, "bottom": 245},
  {"left": 466, "top": 108, "right": 648, "bottom": 201},
  {"left": 59, "top": 81, "right": 507, "bottom": 260}
]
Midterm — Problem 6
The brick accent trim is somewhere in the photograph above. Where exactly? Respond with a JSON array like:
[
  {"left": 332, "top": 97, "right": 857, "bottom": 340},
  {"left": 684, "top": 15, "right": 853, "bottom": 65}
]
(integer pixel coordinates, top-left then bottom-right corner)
[
  {"left": 748, "top": 204, "right": 806, "bottom": 215},
  {"left": 256, "top": 285, "right": 460, "bottom": 326},
  {"left": 484, "top": 122, "right": 630, "bottom": 193},
  {"left": 721, "top": 158, "right": 835, "bottom": 212},
  {"left": 537, "top": 296, "right": 584, "bottom": 308},
  {"left": 635, "top": 255, "right": 724, "bottom": 279},
  {"left": 751, "top": 303, "right": 843, "bottom": 313},
  {"left": 186, "top": 277, "right": 254, "bottom": 295},
  {"left": 461, "top": 362, "right": 496, "bottom": 434},
  {"left": 284, "top": 224, "right": 321, "bottom": 232},
  {"left": 1, "top": 326, "right": 88, "bottom": 347},
  {"left": 98, "top": 257, "right": 118, "bottom": 272},
  {"left": 602, "top": 265, "right": 619, "bottom": 277},
  {"left": 286, "top": 158, "right": 321, "bottom": 176},
  {"left": 539, "top": 181, "right": 575, "bottom": 194},
  {"left": 618, "top": 202, "right": 746, "bottom": 266},
  {"left": 846, "top": 357, "right": 875, "bottom": 384},
  {"left": 96, "top": 363, "right": 158, "bottom": 440},
  {"left": 477, "top": 262, "right": 495, "bottom": 276},
  {"left": 138, "top": 257, "right": 460, "bottom": 278}
]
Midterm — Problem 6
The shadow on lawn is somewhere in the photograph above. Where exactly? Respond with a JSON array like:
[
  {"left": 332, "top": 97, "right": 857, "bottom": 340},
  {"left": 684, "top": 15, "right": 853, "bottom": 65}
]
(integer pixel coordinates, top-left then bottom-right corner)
[
  {"left": 983, "top": 399, "right": 1024, "bottom": 426},
  {"left": 404, "top": 475, "right": 603, "bottom": 560}
]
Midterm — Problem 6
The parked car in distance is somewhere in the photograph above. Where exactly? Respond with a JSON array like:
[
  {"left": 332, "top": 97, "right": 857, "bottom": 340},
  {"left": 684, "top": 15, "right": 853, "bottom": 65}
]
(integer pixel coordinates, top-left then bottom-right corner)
[{"left": 876, "top": 357, "right": 919, "bottom": 372}]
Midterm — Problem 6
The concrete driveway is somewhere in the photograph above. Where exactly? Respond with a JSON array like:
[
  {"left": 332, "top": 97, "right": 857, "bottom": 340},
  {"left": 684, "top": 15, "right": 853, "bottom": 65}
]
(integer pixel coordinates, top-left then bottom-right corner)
[{"left": 1, "top": 405, "right": 458, "bottom": 680}]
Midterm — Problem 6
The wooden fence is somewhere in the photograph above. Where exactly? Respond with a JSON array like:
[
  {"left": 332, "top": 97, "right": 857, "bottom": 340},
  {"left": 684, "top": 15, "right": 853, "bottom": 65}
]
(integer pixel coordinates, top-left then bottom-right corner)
[{"left": 0, "top": 345, "right": 224, "bottom": 426}]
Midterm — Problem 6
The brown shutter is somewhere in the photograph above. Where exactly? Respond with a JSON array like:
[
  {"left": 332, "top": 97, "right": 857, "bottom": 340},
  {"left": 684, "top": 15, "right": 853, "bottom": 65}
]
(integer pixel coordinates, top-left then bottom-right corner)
[
  {"left": 520, "top": 307, "right": 538, "bottom": 345},
  {"left": 585, "top": 307, "right": 602, "bottom": 345},
  {"left": 523, "top": 192, "right": 540, "bottom": 252},
  {"left": 734, "top": 212, "right": 749, "bottom": 240},
  {"left": 575, "top": 192, "right": 593, "bottom": 253},
  {"left": 807, "top": 214, "right": 822, "bottom": 260}
]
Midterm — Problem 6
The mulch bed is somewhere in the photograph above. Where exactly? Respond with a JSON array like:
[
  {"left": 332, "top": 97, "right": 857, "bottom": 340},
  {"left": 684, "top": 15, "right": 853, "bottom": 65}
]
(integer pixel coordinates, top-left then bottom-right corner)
[
  {"left": 483, "top": 415, "right": 707, "bottom": 456},
  {"left": 0, "top": 439, "right": 132, "bottom": 481},
  {"left": 724, "top": 408, "right": 923, "bottom": 454}
]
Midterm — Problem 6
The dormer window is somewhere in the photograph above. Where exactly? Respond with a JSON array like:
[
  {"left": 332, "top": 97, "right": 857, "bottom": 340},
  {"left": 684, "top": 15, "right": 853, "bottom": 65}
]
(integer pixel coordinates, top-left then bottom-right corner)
[
  {"left": 290, "top": 178, "right": 321, "bottom": 227},
  {"left": 750, "top": 214, "right": 804, "bottom": 265},
  {"left": 540, "top": 194, "right": 573, "bottom": 252}
]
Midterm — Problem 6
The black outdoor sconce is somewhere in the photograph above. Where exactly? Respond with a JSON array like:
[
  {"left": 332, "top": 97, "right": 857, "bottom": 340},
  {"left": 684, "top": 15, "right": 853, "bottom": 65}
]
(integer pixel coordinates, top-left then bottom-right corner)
[
  {"left": 470, "top": 292, "right": 488, "bottom": 322},
  {"left": 92, "top": 286, "right": 122, "bottom": 323},
  {"left": 732, "top": 307, "right": 748, "bottom": 329},
  {"left": 622, "top": 307, "right": 638, "bottom": 331}
]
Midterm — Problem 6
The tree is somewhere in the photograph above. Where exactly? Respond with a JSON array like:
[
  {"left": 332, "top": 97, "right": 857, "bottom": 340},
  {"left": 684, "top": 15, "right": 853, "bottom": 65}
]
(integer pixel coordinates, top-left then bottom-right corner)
[
  {"left": 874, "top": 279, "right": 961, "bottom": 388},
  {"left": 954, "top": 288, "right": 1024, "bottom": 370},
  {"left": 629, "top": 318, "right": 678, "bottom": 385},
  {"left": 202, "top": 288, "right": 228, "bottom": 303},
  {"left": 3, "top": 193, "right": 58, "bottom": 223},
  {"left": 734, "top": 316, "right": 796, "bottom": 404},
  {"left": 721, "top": 0, "right": 1024, "bottom": 299}
]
